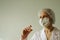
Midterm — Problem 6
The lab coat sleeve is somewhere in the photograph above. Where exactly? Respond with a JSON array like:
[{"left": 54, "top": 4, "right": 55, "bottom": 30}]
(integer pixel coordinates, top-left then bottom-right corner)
[
  {"left": 30, "top": 33, "right": 36, "bottom": 40},
  {"left": 30, "top": 32, "right": 41, "bottom": 40},
  {"left": 20, "top": 33, "right": 37, "bottom": 40},
  {"left": 20, "top": 31, "right": 41, "bottom": 40}
]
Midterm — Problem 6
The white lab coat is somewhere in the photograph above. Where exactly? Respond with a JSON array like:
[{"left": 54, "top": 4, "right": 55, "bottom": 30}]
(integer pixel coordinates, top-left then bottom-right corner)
[{"left": 30, "top": 27, "right": 60, "bottom": 40}]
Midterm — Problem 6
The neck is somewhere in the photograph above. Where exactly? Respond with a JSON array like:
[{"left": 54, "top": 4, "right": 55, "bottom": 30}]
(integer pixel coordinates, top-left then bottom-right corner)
[{"left": 44, "top": 24, "right": 54, "bottom": 32}]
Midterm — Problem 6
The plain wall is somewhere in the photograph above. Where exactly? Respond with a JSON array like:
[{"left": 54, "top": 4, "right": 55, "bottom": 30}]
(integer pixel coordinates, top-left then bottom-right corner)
[{"left": 0, "top": 0, "right": 60, "bottom": 40}]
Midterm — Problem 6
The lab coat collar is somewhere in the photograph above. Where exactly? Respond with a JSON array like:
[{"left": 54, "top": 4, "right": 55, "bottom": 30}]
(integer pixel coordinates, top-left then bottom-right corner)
[{"left": 40, "top": 27, "right": 59, "bottom": 40}]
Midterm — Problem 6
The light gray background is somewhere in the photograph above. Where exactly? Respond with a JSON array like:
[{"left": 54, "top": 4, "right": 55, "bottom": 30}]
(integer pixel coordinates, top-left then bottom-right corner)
[{"left": 0, "top": 0, "right": 60, "bottom": 40}]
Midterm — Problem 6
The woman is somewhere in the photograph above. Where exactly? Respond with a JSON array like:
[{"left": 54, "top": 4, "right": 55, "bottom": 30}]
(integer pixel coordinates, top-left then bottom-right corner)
[{"left": 20, "top": 8, "right": 60, "bottom": 40}]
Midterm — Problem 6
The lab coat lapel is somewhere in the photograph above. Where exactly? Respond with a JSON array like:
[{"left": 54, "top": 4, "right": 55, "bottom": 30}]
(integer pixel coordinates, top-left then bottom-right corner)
[{"left": 41, "top": 29, "right": 47, "bottom": 40}]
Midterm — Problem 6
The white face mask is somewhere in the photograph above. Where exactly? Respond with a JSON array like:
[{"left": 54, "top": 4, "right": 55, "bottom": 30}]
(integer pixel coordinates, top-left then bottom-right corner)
[{"left": 39, "top": 17, "right": 50, "bottom": 27}]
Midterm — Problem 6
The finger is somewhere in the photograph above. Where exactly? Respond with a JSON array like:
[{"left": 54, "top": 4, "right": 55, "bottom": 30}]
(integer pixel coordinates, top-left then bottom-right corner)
[
  {"left": 23, "top": 25, "right": 32, "bottom": 32},
  {"left": 24, "top": 28, "right": 27, "bottom": 31},
  {"left": 27, "top": 28, "right": 32, "bottom": 32},
  {"left": 27, "top": 25, "right": 32, "bottom": 29},
  {"left": 30, "top": 25, "right": 32, "bottom": 27},
  {"left": 30, "top": 29, "right": 32, "bottom": 31}
]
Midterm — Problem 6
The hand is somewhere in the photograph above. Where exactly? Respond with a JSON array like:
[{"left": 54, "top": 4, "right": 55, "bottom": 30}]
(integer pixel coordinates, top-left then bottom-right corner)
[{"left": 21, "top": 25, "right": 32, "bottom": 39}]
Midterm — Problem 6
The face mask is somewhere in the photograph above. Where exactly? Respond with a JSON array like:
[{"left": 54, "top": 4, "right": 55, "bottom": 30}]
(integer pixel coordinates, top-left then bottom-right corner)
[{"left": 39, "top": 17, "right": 50, "bottom": 27}]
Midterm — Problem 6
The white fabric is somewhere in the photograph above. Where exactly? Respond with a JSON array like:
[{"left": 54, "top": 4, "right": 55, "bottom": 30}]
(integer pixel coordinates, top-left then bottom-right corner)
[
  {"left": 39, "top": 8, "right": 55, "bottom": 24},
  {"left": 39, "top": 17, "right": 50, "bottom": 27},
  {"left": 30, "top": 27, "right": 60, "bottom": 40}
]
